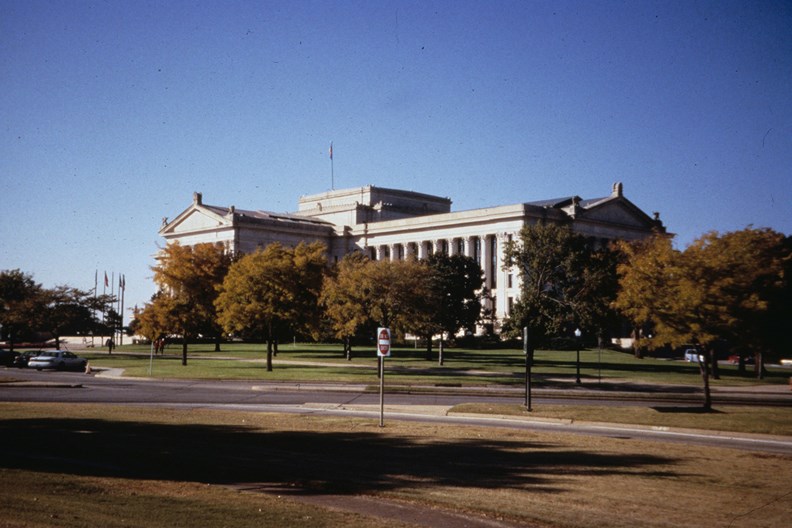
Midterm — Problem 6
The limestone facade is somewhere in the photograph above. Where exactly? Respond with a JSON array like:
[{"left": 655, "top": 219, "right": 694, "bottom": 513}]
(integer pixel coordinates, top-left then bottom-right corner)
[{"left": 159, "top": 183, "right": 664, "bottom": 326}]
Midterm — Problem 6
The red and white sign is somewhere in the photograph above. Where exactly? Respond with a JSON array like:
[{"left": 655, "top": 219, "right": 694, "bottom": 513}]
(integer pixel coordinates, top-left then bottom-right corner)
[{"left": 377, "top": 327, "right": 391, "bottom": 357}]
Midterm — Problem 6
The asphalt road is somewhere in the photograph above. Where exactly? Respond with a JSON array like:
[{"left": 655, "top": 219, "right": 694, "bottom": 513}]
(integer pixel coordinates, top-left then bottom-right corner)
[{"left": 2, "top": 368, "right": 792, "bottom": 455}]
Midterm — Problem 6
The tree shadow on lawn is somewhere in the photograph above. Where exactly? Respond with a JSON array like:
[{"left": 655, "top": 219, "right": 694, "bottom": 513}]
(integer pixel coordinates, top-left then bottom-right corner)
[
  {"left": 0, "top": 416, "right": 680, "bottom": 496},
  {"left": 651, "top": 406, "right": 723, "bottom": 414}
]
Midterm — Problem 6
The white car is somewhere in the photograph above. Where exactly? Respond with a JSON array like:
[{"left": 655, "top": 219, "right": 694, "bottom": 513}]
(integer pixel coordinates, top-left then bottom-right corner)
[
  {"left": 27, "top": 350, "right": 87, "bottom": 371},
  {"left": 683, "top": 349, "right": 702, "bottom": 363}
]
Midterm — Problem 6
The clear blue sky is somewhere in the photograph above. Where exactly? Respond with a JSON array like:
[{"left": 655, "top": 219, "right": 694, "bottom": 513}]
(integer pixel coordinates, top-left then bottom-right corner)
[{"left": 2, "top": 0, "right": 791, "bottom": 316}]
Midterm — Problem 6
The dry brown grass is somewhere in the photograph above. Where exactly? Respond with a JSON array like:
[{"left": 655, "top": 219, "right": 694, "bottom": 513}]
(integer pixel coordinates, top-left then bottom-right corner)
[{"left": 1, "top": 403, "right": 790, "bottom": 527}]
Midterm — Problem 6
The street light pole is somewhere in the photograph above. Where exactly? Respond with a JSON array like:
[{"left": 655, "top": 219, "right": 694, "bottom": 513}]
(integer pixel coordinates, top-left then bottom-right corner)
[{"left": 574, "top": 328, "right": 582, "bottom": 384}]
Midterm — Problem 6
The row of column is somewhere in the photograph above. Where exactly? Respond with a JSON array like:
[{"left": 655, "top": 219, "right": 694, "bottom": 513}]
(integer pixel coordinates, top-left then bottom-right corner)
[{"left": 368, "top": 233, "right": 513, "bottom": 292}]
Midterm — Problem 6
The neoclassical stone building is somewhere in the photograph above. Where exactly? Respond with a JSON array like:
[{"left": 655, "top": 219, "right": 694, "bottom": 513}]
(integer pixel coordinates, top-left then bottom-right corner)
[{"left": 160, "top": 183, "right": 664, "bottom": 324}]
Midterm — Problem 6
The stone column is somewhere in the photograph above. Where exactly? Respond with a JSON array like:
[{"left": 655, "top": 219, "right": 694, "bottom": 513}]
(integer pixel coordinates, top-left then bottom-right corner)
[
  {"left": 482, "top": 235, "right": 493, "bottom": 289},
  {"left": 417, "top": 241, "right": 427, "bottom": 260},
  {"left": 464, "top": 236, "right": 474, "bottom": 259}
]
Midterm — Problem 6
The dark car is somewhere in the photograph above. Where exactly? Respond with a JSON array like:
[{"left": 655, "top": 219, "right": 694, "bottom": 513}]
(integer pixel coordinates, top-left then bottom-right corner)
[
  {"left": 0, "top": 349, "right": 20, "bottom": 367},
  {"left": 728, "top": 354, "right": 755, "bottom": 365},
  {"left": 13, "top": 351, "right": 39, "bottom": 368}
]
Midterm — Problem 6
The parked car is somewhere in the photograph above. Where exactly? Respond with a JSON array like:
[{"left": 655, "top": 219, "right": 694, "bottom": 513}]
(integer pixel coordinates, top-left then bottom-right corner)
[
  {"left": 27, "top": 350, "right": 87, "bottom": 371},
  {"left": 727, "top": 354, "right": 755, "bottom": 365},
  {"left": 13, "top": 351, "right": 38, "bottom": 368},
  {"left": 0, "top": 349, "right": 20, "bottom": 367},
  {"left": 683, "top": 349, "right": 702, "bottom": 362}
]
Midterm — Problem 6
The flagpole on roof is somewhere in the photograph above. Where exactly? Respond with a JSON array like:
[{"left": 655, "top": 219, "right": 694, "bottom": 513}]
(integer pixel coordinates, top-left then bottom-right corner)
[{"left": 329, "top": 141, "right": 334, "bottom": 190}]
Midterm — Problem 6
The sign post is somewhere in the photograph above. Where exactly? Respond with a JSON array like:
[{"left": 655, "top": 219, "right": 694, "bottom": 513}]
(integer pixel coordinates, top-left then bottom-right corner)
[
  {"left": 523, "top": 326, "right": 534, "bottom": 411},
  {"left": 377, "top": 327, "right": 391, "bottom": 427}
]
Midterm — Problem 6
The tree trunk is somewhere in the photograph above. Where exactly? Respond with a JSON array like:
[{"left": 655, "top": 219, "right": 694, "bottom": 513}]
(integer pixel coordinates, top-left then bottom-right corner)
[
  {"left": 181, "top": 338, "right": 188, "bottom": 366},
  {"left": 754, "top": 351, "right": 766, "bottom": 380},
  {"left": 266, "top": 338, "right": 273, "bottom": 372},
  {"left": 698, "top": 353, "right": 712, "bottom": 411},
  {"left": 632, "top": 328, "right": 643, "bottom": 359},
  {"left": 273, "top": 337, "right": 278, "bottom": 357},
  {"left": 425, "top": 334, "right": 433, "bottom": 361},
  {"left": 214, "top": 335, "right": 221, "bottom": 352},
  {"left": 345, "top": 336, "right": 352, "bottom": 361},
  {"left": 709, "top": 347, "right": 720, "bottom": 380},
  {"left": 438, "top": 336, "right": 445, "bottom": 366}
]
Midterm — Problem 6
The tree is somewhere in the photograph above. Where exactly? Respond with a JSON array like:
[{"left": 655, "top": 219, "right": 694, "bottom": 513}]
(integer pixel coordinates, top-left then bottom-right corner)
[
  {"left": 362, "top": 258, "right": 435, "bottom": 341},
  {"left": 0, "top": 269, "right": 45, "bottom": 352},
  {"left": 40, "top": 286, "right": 95, "bottom": 350},
  {"left": 215, "top": 242, "right": 327, "bottom": 371},
  {"left": 683, "top": 228, "right": 790, "bottom": 378},
  {"left": 502, "top": 222, "right": 619, "bottom": 347},
  {"left": 133, "top": 292, "right": 173, "bottom": 348},
  {"left": 614, "top": 228, "right": 790, "bottom": 408},
  {"left": 423, "top": 253, "right": 484, "bottom": 364},
  {"left": 320, "top": 252, "right": 377, "bottom": 360},
  {"left": 151, "top": 242, "right": 233, "bottom": 365},
  {"left": 320, "top": 255, "right": 437, "bottom": 359}
]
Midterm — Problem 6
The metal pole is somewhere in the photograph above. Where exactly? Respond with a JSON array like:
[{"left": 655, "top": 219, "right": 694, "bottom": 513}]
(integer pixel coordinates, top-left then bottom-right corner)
[
  {"left": 575, "top": 328, "right": 582, "bottom": 384},
  {"left": 148, "top": 340, "right": 154, "bottom": 376},
  {"left": 379, "top": 356, "right": 385, "bottom": 427},
  {"left": 523, "top": 326, "right": 532, "bottom": 411}
]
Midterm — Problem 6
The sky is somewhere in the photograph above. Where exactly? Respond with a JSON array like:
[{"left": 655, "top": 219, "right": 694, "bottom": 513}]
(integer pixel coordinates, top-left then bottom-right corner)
[{"left": 1, "top": 0, "right": 791, "bottom": 319}]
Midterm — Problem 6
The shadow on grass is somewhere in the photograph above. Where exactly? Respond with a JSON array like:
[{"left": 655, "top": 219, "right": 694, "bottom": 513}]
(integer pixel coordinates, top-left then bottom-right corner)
[
  {"left": 0, "top": 416, "right": 679, "bottom": 495},
  {"left": 651, "top": 406, "right": 723, "bottom": 414}
]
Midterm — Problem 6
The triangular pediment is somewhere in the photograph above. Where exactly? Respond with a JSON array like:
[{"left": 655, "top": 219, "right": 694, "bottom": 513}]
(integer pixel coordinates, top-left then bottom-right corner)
[
  {"left": 580, "top": 197, "right": 656, "bottom": 229},
  {"left": 159, "top": 205, "right": 231, "bottom": 236}
]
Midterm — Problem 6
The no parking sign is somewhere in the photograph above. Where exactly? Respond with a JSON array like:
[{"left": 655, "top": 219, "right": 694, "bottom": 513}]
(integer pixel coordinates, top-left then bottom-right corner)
[{"left": 377, "top": 327, "right": 391, "bottom": 357}]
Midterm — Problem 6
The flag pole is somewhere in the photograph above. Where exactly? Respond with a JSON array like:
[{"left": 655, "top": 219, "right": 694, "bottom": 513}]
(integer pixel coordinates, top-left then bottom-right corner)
[
  {"left": 329, "top": 141, "right": 334, "bottom": 190},
  {"left": 119, "top": 275, "right": 125, "bottom": 346},
  {"left": 93, "top": 270, "right": 98, "bottom": 347}
]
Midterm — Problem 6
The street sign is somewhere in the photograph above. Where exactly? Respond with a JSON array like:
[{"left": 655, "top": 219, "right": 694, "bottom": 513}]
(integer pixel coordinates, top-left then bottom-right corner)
[{"left": 377, "top": 327, "right": 391, "bottom": 357}]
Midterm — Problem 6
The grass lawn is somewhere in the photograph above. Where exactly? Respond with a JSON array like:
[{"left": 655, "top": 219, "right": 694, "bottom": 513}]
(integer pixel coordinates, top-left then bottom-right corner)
[
  {"left": 1, "top": 403, "right": 790, "bottom": 528},
  {"left": 79, "top": 341, "right": 791, "bottom": 388},
  {"left": 450, "top": 403, "right": 792, "bottom": 436}
]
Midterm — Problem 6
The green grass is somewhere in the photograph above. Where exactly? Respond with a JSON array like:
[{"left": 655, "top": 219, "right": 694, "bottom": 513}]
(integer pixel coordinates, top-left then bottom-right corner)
[{"left": 80, "top": 341, "right": 792, "bottom": 388}]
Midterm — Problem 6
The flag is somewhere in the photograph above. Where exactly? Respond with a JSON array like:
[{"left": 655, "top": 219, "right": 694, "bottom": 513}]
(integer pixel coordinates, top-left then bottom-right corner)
[
  {"left": 104, "top": 272, "right": 109, "bottom": 288},
  {"left": 329, "top": 142, "right": 333, "bottom": 160}
]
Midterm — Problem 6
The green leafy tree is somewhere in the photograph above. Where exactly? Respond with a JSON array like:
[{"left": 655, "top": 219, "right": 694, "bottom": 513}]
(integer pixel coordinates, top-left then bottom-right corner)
[
  {"left": 215, "top": 242, "right": 327, "bottom": 371},
  {"left": 151, "top": 242, "right": 233, "bottom": 365},
  {"left": 0, "top": 269, "right": 45, "bottom": 351},
  {"left": 364, "top": 258, "right": 435, "bottom": 341},
  {"left": 502, "top": 222, "right": 619, "bottom": 347},
  {"left": 40, "top": 286, "right": 96, "bottom": 350},
  {"left": 423, "top": 253, "right": 484, "bottom": 364}
]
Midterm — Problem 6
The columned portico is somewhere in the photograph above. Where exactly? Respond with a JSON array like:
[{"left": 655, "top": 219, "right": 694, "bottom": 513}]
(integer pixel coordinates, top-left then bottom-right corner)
[{"left": 162, "top": 183, "right": 664, "bottom": 335}]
